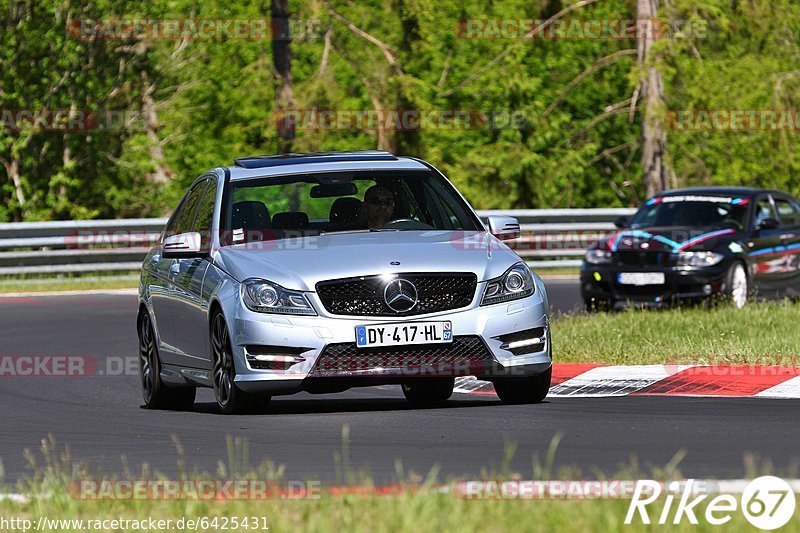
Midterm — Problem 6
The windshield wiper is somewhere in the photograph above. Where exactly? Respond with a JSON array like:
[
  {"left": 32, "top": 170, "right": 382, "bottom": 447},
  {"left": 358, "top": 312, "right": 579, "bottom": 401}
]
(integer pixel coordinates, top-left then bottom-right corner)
[
  {"left": 369, "top": 228, "right": 423, "bottom": 232},
  {"left": 318, "top": 229, "right": 373, "bottom": 235}
]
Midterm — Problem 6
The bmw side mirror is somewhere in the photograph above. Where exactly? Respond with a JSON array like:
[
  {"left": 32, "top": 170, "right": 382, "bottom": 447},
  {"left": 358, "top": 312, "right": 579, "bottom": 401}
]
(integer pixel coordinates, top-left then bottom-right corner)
[
  {"left": 757, "top": 218, "right": 779, "bottom": 231},
  {"left": 614, "top": 216, "right": 629, "bottom": 229},
  {"left": 487, "top": 215, "right": 521, "bottom": 241},
  {"left": 162, "top": 231, "right": 203, "bottom": 258}
]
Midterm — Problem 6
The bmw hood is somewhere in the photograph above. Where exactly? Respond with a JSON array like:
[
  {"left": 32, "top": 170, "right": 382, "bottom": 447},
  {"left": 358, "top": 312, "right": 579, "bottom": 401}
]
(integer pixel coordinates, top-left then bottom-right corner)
[
  {"left": 213, "top": 230, "right": 522, "bottom": 291},
  {"left": 598, "top": 226, "right": 740, "bottom": 253}
]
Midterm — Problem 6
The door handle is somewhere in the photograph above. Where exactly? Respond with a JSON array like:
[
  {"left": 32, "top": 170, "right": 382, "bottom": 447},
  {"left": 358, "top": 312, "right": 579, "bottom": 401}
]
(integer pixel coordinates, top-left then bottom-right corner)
[{"left": 780, "top": 233, "right": 796, "bottom": 243}]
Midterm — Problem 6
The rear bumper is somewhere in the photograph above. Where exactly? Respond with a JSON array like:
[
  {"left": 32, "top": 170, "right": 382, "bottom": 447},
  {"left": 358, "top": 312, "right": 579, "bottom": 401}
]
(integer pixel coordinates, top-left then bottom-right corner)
[{"left": 580, "top": 262, "right": 729, "bottom": 304}]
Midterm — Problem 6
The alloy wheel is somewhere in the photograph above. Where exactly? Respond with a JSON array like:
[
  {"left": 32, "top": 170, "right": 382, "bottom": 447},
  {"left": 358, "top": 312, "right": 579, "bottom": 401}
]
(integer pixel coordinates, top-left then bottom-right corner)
[
  {"left": 139, "top": 314, "right": 157, "bottom": 403},
  {"left": 730, "top": 264, "right": 748, "bottom": 309},
  {"left": 211, "top": 313, "right": 234, "bottom": 408}
]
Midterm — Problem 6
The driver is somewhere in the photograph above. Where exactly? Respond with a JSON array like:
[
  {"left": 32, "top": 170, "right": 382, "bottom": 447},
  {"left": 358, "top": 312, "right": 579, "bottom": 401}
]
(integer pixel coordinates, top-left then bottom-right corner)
[{"left": 362, "top": 185, "right": 396, "bottom": 229}]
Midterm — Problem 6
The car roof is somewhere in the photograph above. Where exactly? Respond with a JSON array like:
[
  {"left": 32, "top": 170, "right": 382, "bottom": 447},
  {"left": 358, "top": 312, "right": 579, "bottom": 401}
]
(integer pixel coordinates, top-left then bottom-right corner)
[
  {"left": 657, "top": 186, "right": 785, "bottom": 198},
  {"left": 222, "top": 150, "right": 430, "bottom": 181}
]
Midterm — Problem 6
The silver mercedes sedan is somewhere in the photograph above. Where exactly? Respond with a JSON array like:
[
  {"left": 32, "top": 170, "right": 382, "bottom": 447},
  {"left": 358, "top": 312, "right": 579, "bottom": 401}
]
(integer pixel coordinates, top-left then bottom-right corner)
[{"left": 138, "top": 151, "right": 551, "bottom": 414}]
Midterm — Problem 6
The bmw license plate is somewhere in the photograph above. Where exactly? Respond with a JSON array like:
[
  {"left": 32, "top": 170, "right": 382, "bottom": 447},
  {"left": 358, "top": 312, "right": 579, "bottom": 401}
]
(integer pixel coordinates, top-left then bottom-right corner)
[
  {"left": 355, "top": 321, "right": 453, "bottom": 348},
  {"left": 617, "top": 272, "right": 665, "bottom": 286}
]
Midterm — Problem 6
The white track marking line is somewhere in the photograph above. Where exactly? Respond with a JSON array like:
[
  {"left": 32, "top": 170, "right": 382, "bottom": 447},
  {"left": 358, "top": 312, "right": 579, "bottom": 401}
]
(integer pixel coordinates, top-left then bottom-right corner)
[
  {"left": 755, "top": 375, "right": 800, "bottom": 399},
  {"left": 453, "top": 376, "right": 493, "bottom": 394},
  {"left": 548, "top": 365, "right": 696, "bottom": 397},
  {"left": 0, "top": 493, "right": 30, "bottom": 503},
  {"left": 0, "top": 288, "right": 138, "bottom": 298}
]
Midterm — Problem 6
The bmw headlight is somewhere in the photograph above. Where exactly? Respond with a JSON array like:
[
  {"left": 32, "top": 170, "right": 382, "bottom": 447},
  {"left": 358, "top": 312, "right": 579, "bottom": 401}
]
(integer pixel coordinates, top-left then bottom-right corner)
[
  {"left": 241, "top": 278, "right": 316, "bottom": 315},
  {"left": 584, "top": 249, "right": 613, "bottom": 265},
  {"left": 481, "top": 263, "right": 535, "bottom": 306},
  {"left": 677, "top": 251, "right": 724, "bottom": 267}
]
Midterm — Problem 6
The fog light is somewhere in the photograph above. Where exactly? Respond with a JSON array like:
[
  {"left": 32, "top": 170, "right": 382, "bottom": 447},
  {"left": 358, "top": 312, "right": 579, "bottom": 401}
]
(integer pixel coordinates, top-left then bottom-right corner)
[
  {"left": 703, "top": 284, "right": 712, "bottom": 295},
  {"left": 252, "top": 354, "right": 305, "bottom": 371},
  {"left": 504, "top": 337, "right": 545, "bottom": 350},
  {"left": 593, "top": 272, "right": 602, "bottom": 282}
]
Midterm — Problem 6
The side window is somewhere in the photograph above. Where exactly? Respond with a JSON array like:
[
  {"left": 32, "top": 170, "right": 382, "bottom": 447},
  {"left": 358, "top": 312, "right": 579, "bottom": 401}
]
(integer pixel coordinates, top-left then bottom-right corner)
[
  {"left": 774, "top": 198, "right": 800, "bottom": 227},
  {"left": 194, "top": 180, "right": 218, "bottom": 251},
  {"left": 164, "top": 181, "right": 208, "bottom": 239},
  {"left": 754, "top": 198, "right": 774, "bottom": 227}
]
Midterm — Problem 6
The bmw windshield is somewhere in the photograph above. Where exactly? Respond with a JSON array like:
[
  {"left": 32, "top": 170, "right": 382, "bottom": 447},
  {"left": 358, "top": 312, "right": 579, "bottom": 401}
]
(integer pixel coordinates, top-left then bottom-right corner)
[
  {"left": 628, "top": 195, "right": 750, "bottom": 231},
  {"left": 222, "top": 170, "right": 482, "bottom": 244}
]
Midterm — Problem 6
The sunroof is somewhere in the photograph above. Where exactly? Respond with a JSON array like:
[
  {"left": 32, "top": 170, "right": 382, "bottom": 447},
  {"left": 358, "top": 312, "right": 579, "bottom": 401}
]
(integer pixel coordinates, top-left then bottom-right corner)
[{"left": 234, "top": 150, "right": 398, "bottom": 169}]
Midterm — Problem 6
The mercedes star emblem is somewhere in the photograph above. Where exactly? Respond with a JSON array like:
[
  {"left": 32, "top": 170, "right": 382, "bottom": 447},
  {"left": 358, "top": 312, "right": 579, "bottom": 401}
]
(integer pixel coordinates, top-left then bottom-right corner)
[{"left": 383, "top": 278, "right": 418, "bottom": 313}]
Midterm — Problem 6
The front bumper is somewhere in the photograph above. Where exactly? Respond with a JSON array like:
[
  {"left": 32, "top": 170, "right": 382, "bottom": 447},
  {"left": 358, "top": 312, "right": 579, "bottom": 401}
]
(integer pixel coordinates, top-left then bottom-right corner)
[
  {"left": 580, "top": 262, "right": 729, "bottom": 304},
  {"left": 230, "top": 283, "right": 551, "bottom": 395}
]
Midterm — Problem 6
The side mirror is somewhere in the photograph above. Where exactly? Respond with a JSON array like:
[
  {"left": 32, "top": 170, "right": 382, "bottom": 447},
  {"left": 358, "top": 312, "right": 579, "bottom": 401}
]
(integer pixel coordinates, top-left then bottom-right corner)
[
  {"left": 487, "top": 215, "right": 520, "bottom": 241},
  {"left": 162, "top": 232, "right": 203, "bottom": 258},
  {"left": 757, "top": 218, "right": 779, "bottom": 231},
  {"left": 613, "top": 216, "right": 629, "bottom": 229}
]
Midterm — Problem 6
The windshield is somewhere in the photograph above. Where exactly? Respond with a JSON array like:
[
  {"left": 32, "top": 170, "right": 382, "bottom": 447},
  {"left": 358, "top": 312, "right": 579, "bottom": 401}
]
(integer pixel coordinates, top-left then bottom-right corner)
[
  {"left": 629, "top": 195, "right": 750, "bottom": 230},
  {"left": 222, "top": 170, "right": 482, "bottom": 244}
]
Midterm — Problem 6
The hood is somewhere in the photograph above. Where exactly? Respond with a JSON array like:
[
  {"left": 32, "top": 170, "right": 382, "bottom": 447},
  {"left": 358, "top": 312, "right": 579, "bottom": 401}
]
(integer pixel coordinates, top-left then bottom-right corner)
[
  {"left": 212, "top": 230, "right": 521, "bottom": 291},
  {"left": 598, "top": 226, "right": 740, "bottom": 253}
]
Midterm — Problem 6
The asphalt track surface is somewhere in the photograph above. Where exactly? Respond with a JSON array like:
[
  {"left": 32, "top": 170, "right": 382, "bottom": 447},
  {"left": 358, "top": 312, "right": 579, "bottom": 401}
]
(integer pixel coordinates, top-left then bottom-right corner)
[{"left": 1, "top": 280, "right": 799, "bottom": 484}]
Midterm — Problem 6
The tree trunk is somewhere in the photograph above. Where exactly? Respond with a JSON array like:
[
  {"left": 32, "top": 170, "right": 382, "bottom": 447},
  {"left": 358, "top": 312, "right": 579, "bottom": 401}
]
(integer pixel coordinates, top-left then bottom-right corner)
[
  {"left": 4, "top": 157, "right": 25, "bottom": 207},
  {"left": 272, "top": 0, "right": 295, "bottom": 154},
  {"left": 393, "top": 0, "right": 420, "bottom": 156},
  {"left": 637, "top": 0, "right": 674, "bottom": 198},
  {"left": 142, "top": 75, "right": 171, "bottom": 184}
]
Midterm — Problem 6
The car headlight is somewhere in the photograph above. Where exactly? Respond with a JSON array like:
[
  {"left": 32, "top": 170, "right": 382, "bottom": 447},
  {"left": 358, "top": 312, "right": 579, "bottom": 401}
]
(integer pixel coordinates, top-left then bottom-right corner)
[
  {"left": 481, "top": 263, "right": 535, "bottom": 306},
  {"left": 241, "top": 278, "right": 316, "bottom": 315},
  {"left": 677, "top": 251, "right": 724, "bottom": 267},
  {"left": 584, "top": 249, "right": 613, "bottom": 264}
]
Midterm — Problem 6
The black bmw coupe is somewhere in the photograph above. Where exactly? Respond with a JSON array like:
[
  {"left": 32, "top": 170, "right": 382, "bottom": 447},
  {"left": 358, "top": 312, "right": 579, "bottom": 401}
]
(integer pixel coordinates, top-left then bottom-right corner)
[{"left": 581, "top": 187, "right": 800, "bottom": 310}]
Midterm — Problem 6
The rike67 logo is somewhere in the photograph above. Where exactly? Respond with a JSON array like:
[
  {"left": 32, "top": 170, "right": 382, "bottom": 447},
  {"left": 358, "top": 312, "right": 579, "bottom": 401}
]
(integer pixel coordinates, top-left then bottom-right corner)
[{"left": 626, "top": 477, "right": 796, "bottom": 530}]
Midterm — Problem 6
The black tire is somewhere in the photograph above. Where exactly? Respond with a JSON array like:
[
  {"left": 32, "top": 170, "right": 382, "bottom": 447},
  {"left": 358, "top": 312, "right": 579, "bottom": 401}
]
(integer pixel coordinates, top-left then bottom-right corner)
[
  {"left": 401, "top": 378, "right": 455, "bottom": 404},
  {"left": 493, "top": 367, "right": 552, "bottom": 405},
  {"left": 211, "top": 312, "right": 271, "bottom": 415},
  {"left": 584, "top": 297, "right": 614, "bottom": 313},
  {"left": 722, "top": 262, "right": 749, "bottom": 309},
  {"left": 138, "top": 312, "right": 196, "bottom": 410}
]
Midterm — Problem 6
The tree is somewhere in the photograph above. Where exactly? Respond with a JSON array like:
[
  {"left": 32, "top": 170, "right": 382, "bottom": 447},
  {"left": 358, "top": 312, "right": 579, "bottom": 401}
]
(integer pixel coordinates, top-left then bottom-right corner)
[
  {"left": 272, "top": 0, "right": 296, "bottom": 154},
  {"left": 637, "top": 0, "right": 675, "bottom": 197}
]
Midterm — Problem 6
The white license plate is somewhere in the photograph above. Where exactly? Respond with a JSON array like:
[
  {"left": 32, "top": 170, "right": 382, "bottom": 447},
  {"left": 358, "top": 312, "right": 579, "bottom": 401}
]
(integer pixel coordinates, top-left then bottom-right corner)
[
  {"left": 355, "top": 321, "right": 453, "bottom": 348},
  {"left": 617, "top": 272, "right": 665, "bottom": 286}
]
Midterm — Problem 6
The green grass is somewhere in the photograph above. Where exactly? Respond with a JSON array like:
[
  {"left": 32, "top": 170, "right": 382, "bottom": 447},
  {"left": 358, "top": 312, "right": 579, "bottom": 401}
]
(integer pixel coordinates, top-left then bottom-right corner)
[
  {"left": 534, "top": 266, "right": 579, "bottom": 277},
  {"left": 554, "top": 300, "right": 800, "bottom": 365},
  {"left": 0, "top": 275, "right": 138, "bottom": 294},
  {"left": 1, "top": 437, "right": 796, "bottom": 533}
]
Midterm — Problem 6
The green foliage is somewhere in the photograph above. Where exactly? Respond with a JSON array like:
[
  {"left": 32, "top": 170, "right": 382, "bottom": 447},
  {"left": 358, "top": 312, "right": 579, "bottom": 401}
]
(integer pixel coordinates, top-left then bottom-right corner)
[
  {"left": 555, "top": 300, "right": 800, "bottom": 364},
  {"left": 1, "top": 0, "right": 799, "bottom": 221}
]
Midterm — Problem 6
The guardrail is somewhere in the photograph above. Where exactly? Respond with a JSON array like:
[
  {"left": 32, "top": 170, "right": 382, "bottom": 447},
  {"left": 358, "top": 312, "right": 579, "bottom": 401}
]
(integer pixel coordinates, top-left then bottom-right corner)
[{"left": 0, "top": 209, "right": 636, "bottom": 276}]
